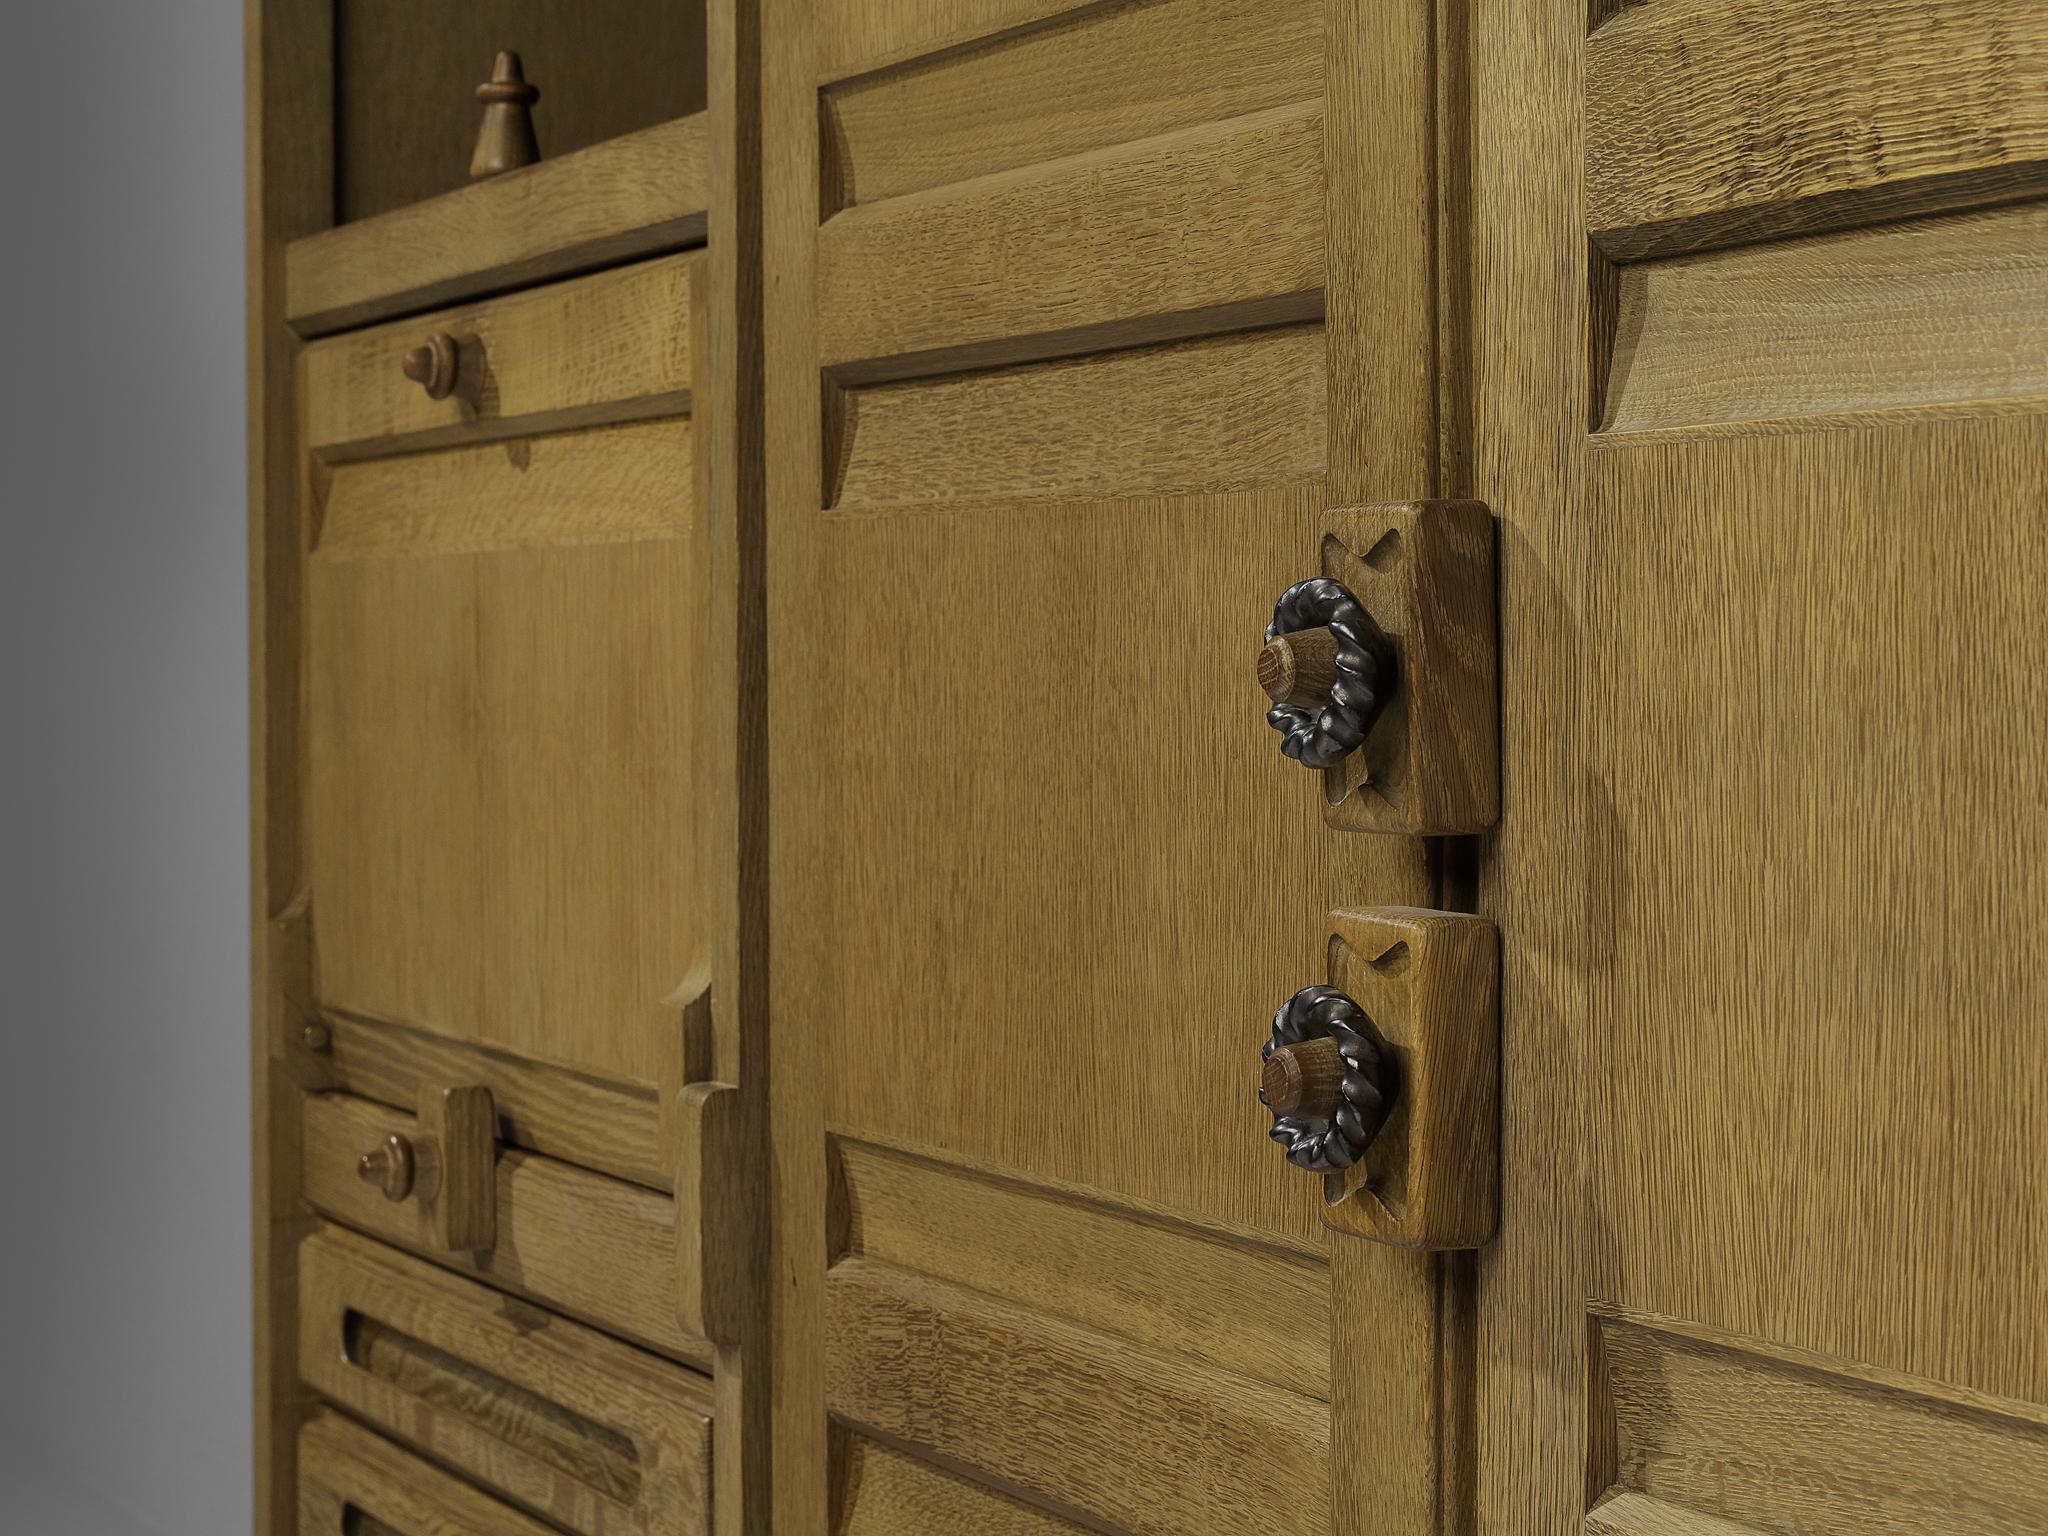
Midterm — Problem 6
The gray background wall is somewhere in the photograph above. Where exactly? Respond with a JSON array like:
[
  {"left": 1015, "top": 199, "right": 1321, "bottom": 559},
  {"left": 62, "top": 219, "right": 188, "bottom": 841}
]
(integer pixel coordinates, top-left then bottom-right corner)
[{"left": 0, "top": 2, "right": 253, "bottom": 1530}]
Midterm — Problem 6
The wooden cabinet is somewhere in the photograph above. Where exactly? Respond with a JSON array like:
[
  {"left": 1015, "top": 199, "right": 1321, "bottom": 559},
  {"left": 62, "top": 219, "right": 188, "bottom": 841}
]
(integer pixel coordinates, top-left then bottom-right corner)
[{"left": 250, "top": 2, "right": 2048, "bottom": 1533}]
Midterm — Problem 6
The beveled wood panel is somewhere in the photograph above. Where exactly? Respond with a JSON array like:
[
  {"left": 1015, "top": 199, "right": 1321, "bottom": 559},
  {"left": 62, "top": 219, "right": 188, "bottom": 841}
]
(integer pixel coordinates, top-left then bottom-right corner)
[
  {"left": 819, "top": 0, "right": 1102, "bottom": 85},
  {"left": 1598, "top": 202, "right": 2048, "bottom": 436},
  {"left": 314, "top": 420, "right": 691, "bottom": 557},
  {"left": 298, "top": 1224, "right": 711, "bottom": 1536},
  {"left": 829, "top": 323, "right": 1324, "bottom": 511},
  {"left": 306, "top": 424, "right": 697, "bottom": 1087},
  {"left": 1581, "top": 410, "right": 2048, "bottom": 1404},
  {"left": 822, "top": 0, "right": 1318, "bottom": 210},
  {"left": 303, "top": 256, "right": 696, "bottom": 459},
  {"left": 298, "top": 1411, "right": 566, "bottom": 1536},
  {"left": 837, "top": 1437, "right": 1093, "bottom": 1536},
  {"left": 1589, "top": 1306, "right": 2048, "bottom": 1534},
  {"left": 835, "top": 1137, "right": 1332, "bottom": 1399},
  {"left": 287, "top": 114, "right": 709, "bottom": 334},
  {"left": 300, "top": 1091, "right": 711, "bottom": 1368},
  {"left": 816, "top": 102, "right": 1323, "bottom": 378},
  {"left": 826, "top": 1257, "right": 1329, "bottom": 1536},
  {"left": 805, "top": 485, "right": 1425, "bottom": 1247},
  {"left": 1585, "top": 0, "right": 2048, "bottom": 258}
]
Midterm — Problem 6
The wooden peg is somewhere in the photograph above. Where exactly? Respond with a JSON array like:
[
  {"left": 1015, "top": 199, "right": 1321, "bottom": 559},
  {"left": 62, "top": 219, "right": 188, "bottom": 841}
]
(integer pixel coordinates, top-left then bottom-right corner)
[
  {"left": 1261, "top": 1036, "right": 1346, "bottom": 1119},
  {"left": 355, "top": 1133, "right": 415, "bottom": 1202},
  {"left": 470, "top": 51, "right": 540, "bottom": 180},
  {"left": 400, "top": 332, "right": 459, "bottom": 400},
  {"left": 1258, "top": 626, "right": 1341, "bottom": 711}
]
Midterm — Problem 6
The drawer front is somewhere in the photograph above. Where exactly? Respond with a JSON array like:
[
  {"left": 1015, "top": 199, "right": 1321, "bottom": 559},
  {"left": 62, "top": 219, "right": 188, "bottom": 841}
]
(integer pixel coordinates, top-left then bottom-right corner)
[
  {"left": 300, "top": 254, "right": 697, "bottom": 458},
  {"left": 299, "top": 1410, "right": 570, "bottom": 1536},
  {"left": 298, "top": 1224, "right": 711, "bottom": 1536},
  {"left": 301, "top": 1091, "right": 708, "bottom": 1367}
]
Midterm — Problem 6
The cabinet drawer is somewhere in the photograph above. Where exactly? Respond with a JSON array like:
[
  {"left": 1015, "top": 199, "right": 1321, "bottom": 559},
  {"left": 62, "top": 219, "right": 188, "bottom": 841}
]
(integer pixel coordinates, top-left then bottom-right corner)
[
  {"left": 298, "top": 1224, "right": 711, "bottom": 1536},
  {"left": 300, "top": 253, "right": 697, "bottom": 459},
  {"left": 300, "top": 264, "right": 702, "bottom": 1091},
  {"left": 300, "top": 1090, "right": 708, "bottom": 1367},
  {"left": 300, "top": 1410, "right": 581, "bottom": 1536}
]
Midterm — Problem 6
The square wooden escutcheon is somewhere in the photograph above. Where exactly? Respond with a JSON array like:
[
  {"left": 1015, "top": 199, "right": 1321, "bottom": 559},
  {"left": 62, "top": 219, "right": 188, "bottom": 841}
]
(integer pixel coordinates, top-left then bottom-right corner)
[
  {"left": 1315, "top": 500, "right": 1497, "bottom": 835},
  {"left": 1319, "top": 906, "right": 1499, "bottom": 1249}
]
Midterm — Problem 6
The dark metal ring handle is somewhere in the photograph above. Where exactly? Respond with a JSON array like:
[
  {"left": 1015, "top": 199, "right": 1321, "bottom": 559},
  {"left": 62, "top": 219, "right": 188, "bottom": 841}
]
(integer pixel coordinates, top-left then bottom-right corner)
[
  {"left": 1261, "top": 985, "right": 1397, "bottom": 1173},
  {"left": 1259, "top": 578, "right": 1397, "bottom": 769}
]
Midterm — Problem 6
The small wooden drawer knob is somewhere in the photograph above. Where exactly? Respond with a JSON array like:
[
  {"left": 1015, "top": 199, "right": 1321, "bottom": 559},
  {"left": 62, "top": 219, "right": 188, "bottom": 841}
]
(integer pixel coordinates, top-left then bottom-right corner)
[
  {"left": 401, "top": 332, "right": 460, "bottom": 400},
  {"left": 356, "top": 1132, "right": 416, "bottom": 1202}
]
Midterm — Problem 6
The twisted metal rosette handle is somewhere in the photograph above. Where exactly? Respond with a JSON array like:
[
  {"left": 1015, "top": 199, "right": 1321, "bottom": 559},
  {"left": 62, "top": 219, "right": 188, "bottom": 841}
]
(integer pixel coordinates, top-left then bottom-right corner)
[
  {"left": 1262, "top": 984, "right": 1397, "bottom": 1173},
  {"left": 1262, "top": 578, "right": 1397, "bottom": 770}
]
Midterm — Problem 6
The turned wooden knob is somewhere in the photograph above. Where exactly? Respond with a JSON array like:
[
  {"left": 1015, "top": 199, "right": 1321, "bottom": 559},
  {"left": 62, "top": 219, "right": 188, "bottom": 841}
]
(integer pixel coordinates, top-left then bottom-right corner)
[
  {"left": 471, "top": 50, "right": 541, "bottom": 179},
  {"left": 1258, "top": 626, "right": 1341, "bottom": 712},
  {"left": 1261, "top": 1036, "right": 1346, "bottom": 1120},
  {"left": 401, "top": 332, "right": 460, "bottom": 400},
  {"left": 356, "top": 1133, "right": 417, "bottom": 1202}
]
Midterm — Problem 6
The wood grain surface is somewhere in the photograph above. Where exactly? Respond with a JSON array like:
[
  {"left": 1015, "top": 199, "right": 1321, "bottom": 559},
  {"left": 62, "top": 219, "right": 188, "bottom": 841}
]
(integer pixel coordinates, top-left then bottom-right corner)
[
  {"left": 1599, "top": 201, "right": 2048, "bottom": 435},
  {"left": 288, "top": 114, "right": 709, "bottom": 334},
  {"left": 302, "top": 256, "right": 697, "bottom": 458},
  {"left": 301, "top": 1092, "right": 712, "bottom": 1368},
  {"left": 298, "top": 1224, "right": 713, "bottom": 1536},
  {"left": 1586, "top": 0, "right": 2048, "bottom": 257}
]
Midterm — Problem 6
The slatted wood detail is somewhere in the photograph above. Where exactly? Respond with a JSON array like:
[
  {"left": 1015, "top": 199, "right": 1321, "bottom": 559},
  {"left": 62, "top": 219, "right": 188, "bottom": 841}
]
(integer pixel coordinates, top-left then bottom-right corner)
[
  {"left": 819, "top": 0, "right": 1108, "bottom": 84},
  {"left": 298, "top": 1224, "right": 711, "bottom": 1536},
  {"left": 299, "top": 1411, "right": 569, "bottom": 1536},
  {"left": 1588, "top": 1307, "right": 2048, "bottom": 1534},
  {"left": 314, "top": 420, "right": 689, "bottom": 558},
  {"left": 829, "top": 322, "right": 1324, "bottom": 512},
  {"left": 817, "top": 102, "right": 1323, "bottom": 379},
  {"left": 835, "top": 1138, "right": 1332, "bottom": 1400},
  {"left": 1597, "top": 201, "right": 2048, "bottom": 435},
  {"left": 838, "top": 1437, "right": 1094, "bottom": 1536},
  {"left": 300, "top": 1092, "right": 710, "bottom": 1369},
  {"left": 1585, "top": 0, "right": 2048, "bottom": 258},
  {"left": 821, "top": 0, "right": 1319, "bottom": 210},
  {"left": 825, "top": 1257, "right": 1329, "bottom": 1536}
]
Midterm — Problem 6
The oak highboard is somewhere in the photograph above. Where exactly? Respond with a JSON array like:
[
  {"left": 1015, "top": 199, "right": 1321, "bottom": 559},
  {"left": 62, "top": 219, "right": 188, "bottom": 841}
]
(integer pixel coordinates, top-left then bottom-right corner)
[{"left": 248, "top": 2, "right": 2048, "bottom": 1533}]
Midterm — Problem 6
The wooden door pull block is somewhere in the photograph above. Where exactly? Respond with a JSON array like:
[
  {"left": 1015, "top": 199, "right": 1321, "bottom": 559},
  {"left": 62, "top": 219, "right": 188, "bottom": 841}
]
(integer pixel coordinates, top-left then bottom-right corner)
[
  {"left": 1307, "top": 501, "right": 1498, "bottom": 835},
  {"left": 675, "top": 1080, "right": 750, "bottom": 1346},
  {"left": 418, "top": 1084, "right": 497, "bottom": 1251},
  {"left": 1317, "top": 907, "right": 1498, "bottom": 1249}
]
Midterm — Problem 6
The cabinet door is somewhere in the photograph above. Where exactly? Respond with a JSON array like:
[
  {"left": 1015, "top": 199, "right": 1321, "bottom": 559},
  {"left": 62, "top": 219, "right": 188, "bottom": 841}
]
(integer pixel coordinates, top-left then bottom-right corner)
[
  {"left": 1475, "top": 0, "right": 2048, "bottom": 1530},
  {"left": 761, "top": 2, "right": 1471, "bottom": 1531}
]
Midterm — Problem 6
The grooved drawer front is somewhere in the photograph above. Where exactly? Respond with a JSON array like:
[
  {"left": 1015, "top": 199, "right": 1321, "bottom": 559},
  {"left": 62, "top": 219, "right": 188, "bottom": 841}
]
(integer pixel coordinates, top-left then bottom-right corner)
[
  {"left": 299, "top": 1410, "right": 574, "bottom": 1536},
  {"left": 297, "top": 1225, "right": 711, "bottom": 1536},
  {"left": 300, "top": 256, "right": 697, "bottom": 459},
  {"left": 299, "top": 1091, "right": 710, "bottom": 1369}
]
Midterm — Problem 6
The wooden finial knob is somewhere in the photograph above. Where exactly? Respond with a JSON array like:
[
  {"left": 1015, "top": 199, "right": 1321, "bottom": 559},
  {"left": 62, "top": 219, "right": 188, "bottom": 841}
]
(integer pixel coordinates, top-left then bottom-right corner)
[
  {"left": 401, "top": 332, "right": 459, "bottom": 400},
  {"left": 1261, "top": 1037, "right": 1345, "bottom": 1119},
  {"left": 471, "top": 50, "right": 541, "bottom": 179},
  {"left": 356, "top": 1132, "right": 417, "bottom": 1202},
  {"left": 1258, "top": 627, "right": 1341, "bottom": 711}
]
